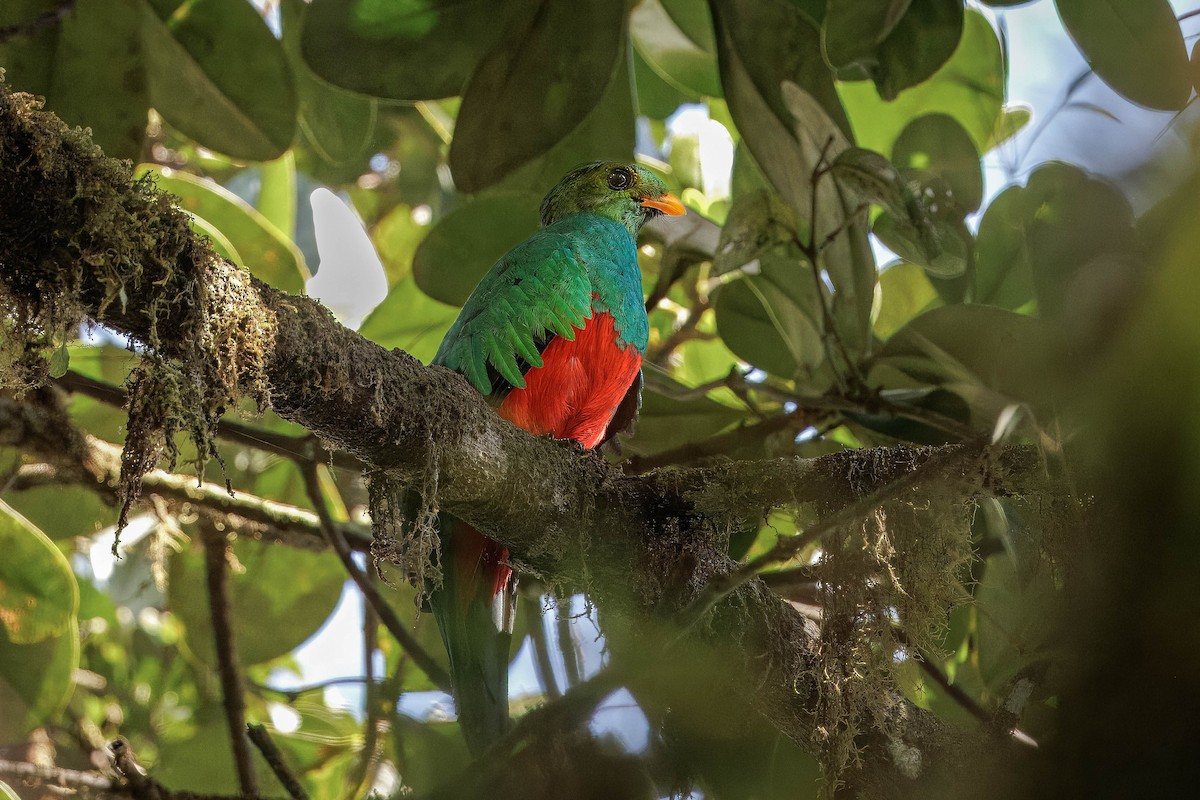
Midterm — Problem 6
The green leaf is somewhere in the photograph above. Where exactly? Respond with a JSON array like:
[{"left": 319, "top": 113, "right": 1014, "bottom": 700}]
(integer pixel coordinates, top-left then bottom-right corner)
[
  {"left": 873, "top": 304, "right": 1055, "bottom": 416},
  {"left": 301, "top": 0, "right": 525, "bottom": 100},
  {"left": 359, "top": 276, "right": 460, "bottom": 364},
  {"left": 448, "top": 0, "right": 626, "bottom": 192},
  {"left": 0, "top": 500, "right": 78, "bottom": 644},
  {"left": 892, "top": 114, "right": 983, "bottom": 213},
  {"left": 258, "top": 153, "right": 297, "bottom": 238},
  {"left": 840, "top": 10, "right": 1003, "bottom": 156},
  {"left": 0, "top": 780, "right": 19, "bottom": 800},
  {"left": 974, "top": 163, "right": 1135, "bottom": 316},
  {"left": 139, "top": 164, "right": 309, "bottom": 294},
  {"left": 168, "top": 537, "right": 345, "bottom": 667},
  {"left": 975, "top": 555, "right": 1062, "bottom": 690},
  {"left": 984, "top": 104, "right": 1033, "bottom": 152},
  {"left": 829, "top": 147, "right": 909, "bottom": 216},
  {"left": 631, "top": 0, "right": 721, "bottom": 97},
  {"left": 0, "top": 618, "right": 78, "bottom": 738},
  {"left": 282, "top": 0, "right": 378, "bottom": 166},
  {"left": 628, "top": 379, "right": 748, "bottom": 457},
  {"left": 826, "top": 0, "right": 964, "bottom": 100},
  {"left": 712, "top": 208, "right": 826, "bottom": 381},
  {"left": 874, "top": 261, "right": 941, "bottom": 340},
  {"left": 874, "top": 209, "right": 969, "bottom": 279},
  {"left": 1055, "top": 0, "right": 1190, "bottom": 111},
  {"left": 822, "top": 0, "right": 911, "bottom": 71},
  {"left": 0, "top": 0, "right": 149, "bottom": 160},
  {"left": 412, "top": 191, "right": 541, "bottom": 307},
  {"left": 142, "top": 0, "right": 297, "bottom": 160},
  {"left": 47, "top": 342, "right": 70, "bottom": 378},
  {"left": 3, "top": 485, "right": 111, "bottom": 541}
]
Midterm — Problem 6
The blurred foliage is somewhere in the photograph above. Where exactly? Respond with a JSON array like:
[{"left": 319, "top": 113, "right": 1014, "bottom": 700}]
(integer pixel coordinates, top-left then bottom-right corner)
[{"left": 1, "top": 0, "right": 1198, "bottom": 797}]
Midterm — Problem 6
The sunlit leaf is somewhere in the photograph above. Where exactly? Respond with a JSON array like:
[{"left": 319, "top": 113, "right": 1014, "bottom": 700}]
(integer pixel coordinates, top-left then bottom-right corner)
[
  {"left": 140, "top": 164, "right": 309, "bottom": 294},
  {"left": 841, "top": 10, "right": 1003, "bottom": 155},
  {"left": 1055, "top": 0, "right": 1190, "bottom": 111},
  {"left": 141, "top": 0, "right": 297, "bottom": 160},
  {"left": 874, "top": 261, "right": 940, "bottom": 340},
  {"left": 0, "top": 500, "right": 78, "bottom": 643}
]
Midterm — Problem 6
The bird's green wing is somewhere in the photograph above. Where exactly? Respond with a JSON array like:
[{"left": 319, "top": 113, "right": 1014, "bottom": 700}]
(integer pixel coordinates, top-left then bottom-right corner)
[{"left": 434, "top": 230, "right": 598, "bottom": 397}]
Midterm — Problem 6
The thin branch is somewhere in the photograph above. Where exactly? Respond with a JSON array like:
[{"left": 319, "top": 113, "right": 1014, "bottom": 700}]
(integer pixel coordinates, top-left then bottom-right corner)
[
  {"left": 246, "top": 724, "right": 309, "bottom": 800},
  {"left": 344, "top": 596, "right": 382, "bottom": 800},
  {"left": 204, "top": 529, "right": 259, "bottom": 798},
  {"left": 0, "top": 756, "right": 116, "bottom": 794},
  {"left": 300, "top": 462, "right": 452, "bottom": 693},
  {"left": 556, "top": 599, "right": 583, "bottom": 689},
  {"left": 0, "top": 396, "right": 371, "bottom": 551},
  {"left": 526, "top": 600, "right": 561, "bottom": 700}
]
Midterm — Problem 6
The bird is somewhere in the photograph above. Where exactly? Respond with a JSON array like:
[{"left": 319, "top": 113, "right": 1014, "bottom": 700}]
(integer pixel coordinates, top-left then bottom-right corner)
[{"left": 428, "top": 161, "right": 685, "bottom": 754}]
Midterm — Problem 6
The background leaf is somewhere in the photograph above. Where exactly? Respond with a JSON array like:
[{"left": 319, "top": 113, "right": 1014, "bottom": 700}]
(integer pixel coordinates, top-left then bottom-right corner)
[
  {"left": 142, "top": 0, "right": 297, "bottom": 160},
  {"left": 1055, "top": 0, "right": 1191, "bottom": 111}
]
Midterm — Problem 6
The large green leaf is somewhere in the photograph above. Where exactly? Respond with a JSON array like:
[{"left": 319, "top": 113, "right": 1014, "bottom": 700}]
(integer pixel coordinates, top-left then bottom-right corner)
[
  {"left": 631, "top": 0, "right": 721, "bottom": 97},
  {"left": 1055, "top": 0, "right": 1190, "bottom": 112},
  {"left": 301, "top": 0, "right": 526, "bottom": 100},
  {"left": 892, "top": 113, "right": 983, "bottom": 213},
  {"left": 974, "top": 163, "right": 1135, "bottom": 317},
  {"left": 0, "top": 0, "right": 148, "bottom": 160},
  {"left": 412, "top": 191, "right": 541, "bottom": 307},
  {"left": 359, "top": 276, "right": 460, "bottom": 364},
  {"left": 448, "top": 0, "right": 626, "bottom": 192},
  {"left": 628, "top": 380, "right": 748, "bottom": 456},
  {"left": 825, "top": 0, "right": 964, "bottom": 100},
  {"left": 0, "top": 500, "right": 78, "bottom": 644},
  {"left": 872, "top": 304, "right": 1055, "bottom": 416},
  {"left": 142, "top": 0, "right": 297, "bottom": 161},
  {"left": 874, "top": 261, "right": 940, "bottom": 340},
  {"left": 168, "top": 537, "right": 345, "bottom": 667},
  {"left": 139, "top": 164, "right": 309, "bottom": 294},
  {"left": 975, "top": 555, "right": 1063, "bottom": 690},
  {"left": 281, "top": 0, "right": 378, "bottom": 167},
  {"left": 840, "top": 10, "right": 1003, "bottom": 156},
  {"left": 0, "top": 618, "right": 78, "bottom": 738}
]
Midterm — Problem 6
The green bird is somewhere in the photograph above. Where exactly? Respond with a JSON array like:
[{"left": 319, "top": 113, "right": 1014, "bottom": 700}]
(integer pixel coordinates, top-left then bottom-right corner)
[{"left": 429, "top": 161, "right": 685, "bottom": 754}]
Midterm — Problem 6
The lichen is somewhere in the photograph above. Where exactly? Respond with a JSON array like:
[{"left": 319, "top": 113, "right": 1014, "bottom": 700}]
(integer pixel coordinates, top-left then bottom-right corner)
[{"left": 0, "top": 82, "right": 275, "bottom": 551}]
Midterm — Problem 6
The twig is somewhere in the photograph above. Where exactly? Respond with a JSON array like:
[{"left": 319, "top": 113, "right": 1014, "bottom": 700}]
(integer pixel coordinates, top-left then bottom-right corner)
[
  {"left": 0, "top": 756, "right": 116, "bottom": 793},
  {"left": 526, "top": 601, "right": 561, "bottom": 700},
  {"left": 246, "top": 724, "right": 309, "bottom": 800},
  {"left": 0, "top": 0, "right": 75, "bottom": 44},
  {"left": 301, "top": 462, "right": 452, "bottom": 693},
  {"left": 109, "top": 739, "right": 161, "bottom": 800},
  {"left": 344, "top": 596, "right": 382, "bottom": 799},
  {"left": 203, "top": 530, "right": 259, "bottom": 799},
  {"left": 555, "top": 598, "right": 583, "bottom": 688}
]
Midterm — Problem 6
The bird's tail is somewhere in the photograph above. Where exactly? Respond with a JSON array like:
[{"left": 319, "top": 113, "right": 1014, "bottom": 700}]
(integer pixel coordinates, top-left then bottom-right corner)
[{"left": 430, "top": 516, "right": 515, "bottom": 755}]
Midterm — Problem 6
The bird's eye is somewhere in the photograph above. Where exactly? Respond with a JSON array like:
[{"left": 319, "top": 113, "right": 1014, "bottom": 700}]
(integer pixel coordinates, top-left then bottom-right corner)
[{"left": 607, "top": 168, "right": 632, "bottom": 191}]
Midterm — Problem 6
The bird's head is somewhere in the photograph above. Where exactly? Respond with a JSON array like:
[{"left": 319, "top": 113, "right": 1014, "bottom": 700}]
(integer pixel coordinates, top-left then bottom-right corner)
[{"left": 539, "top": 161, "right": 685, "bottom": 237}]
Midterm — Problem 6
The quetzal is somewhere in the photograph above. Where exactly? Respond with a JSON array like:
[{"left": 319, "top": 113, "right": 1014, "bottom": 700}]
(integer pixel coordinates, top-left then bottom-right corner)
[{"left": 428, "top": 161, "right": 685, "bottom": 754}]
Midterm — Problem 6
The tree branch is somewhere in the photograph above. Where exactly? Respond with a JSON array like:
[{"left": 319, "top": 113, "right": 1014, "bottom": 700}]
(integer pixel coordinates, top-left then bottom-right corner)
[{"left": 0, "top": 81, "right": 1060, "bottom": 793}]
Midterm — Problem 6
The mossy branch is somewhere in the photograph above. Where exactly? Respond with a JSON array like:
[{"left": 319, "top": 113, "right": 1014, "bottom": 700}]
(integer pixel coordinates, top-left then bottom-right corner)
[{"left": 0, "top": 82, "right": 1053, "bottom": 794}]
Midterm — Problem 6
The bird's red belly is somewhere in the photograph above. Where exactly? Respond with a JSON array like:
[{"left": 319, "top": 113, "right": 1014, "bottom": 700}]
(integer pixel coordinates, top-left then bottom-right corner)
[{"left": 497, "top": 310, "right": 642, "bottom": 449}]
